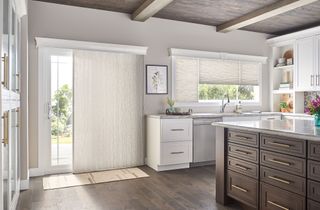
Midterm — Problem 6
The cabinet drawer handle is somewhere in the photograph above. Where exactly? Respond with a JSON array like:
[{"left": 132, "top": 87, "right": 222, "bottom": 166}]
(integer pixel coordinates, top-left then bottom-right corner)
[
  {"left": 317, "top": 75, "right": 320, "bottom": 86},
  {"left": 234, "top": 164, "right": 250, "bottom": 171},
  {"left": 311, "top": 75, "right": 314, "bottom": 86},
  {"left": 2, "top": 111, "right": 9, "bottom": 146},
  {"left": 231, "top": 184, "right": 248, "bottom": 193},
  {"left": 268, "top": 176, "right": 291, "bottom": 185},
  {"left": 234, "top": 135, "right": 250, "bottom": 140},
  {"left": 1, "top": 54, "right": 9, "bottom": 89},
  {"left": 235, "top": 149, "right": 251, "bottom": 155},
  {"left": 170, "top": 129, "right": 184, "bottom": 131},
  {"left": 267, "top": 201, "right": 289, "bottom": 210},
  {"left": 171, "top": 152, "right": 184, "bottom": 155},
  {"left": 269, "top": 142, "right": 291, "bottom": 148},
  {"left": 267, "top": 158, "right": 291, "bottom": 166}
]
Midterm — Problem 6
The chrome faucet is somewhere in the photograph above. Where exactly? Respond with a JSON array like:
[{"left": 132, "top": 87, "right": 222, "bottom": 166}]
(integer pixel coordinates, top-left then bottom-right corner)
[{"left": 220, "top": 94, "right": 230, "bottom": 113}]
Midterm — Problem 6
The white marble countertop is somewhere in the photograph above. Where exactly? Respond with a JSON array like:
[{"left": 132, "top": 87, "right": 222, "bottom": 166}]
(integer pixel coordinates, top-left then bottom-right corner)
[
  {"left": 147, "top": 112, "right": 284, "bottom": 119},
  {"left": 212, "top": 119, "right": 320, "bottom": 141}
]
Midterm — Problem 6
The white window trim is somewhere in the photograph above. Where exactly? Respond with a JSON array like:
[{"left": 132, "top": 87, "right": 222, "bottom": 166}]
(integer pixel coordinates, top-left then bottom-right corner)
[
  {"left": 171, "top": 53, "right": 264, "bottom": 108},
  {"left": 169, "top": 48, "right": 268, "bottom": 64},
  {"left": 35, "top": 37, "right": 148, "bottom": 55}
]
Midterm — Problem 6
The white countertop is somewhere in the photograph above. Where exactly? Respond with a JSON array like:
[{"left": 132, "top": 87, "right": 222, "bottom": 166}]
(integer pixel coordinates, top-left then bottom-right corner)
[
  {"left": 212, "top": 119, "right": 320, "bottom": 141},
  {"left": 147, "top": 112, "right": 284, "bottom": 119}
]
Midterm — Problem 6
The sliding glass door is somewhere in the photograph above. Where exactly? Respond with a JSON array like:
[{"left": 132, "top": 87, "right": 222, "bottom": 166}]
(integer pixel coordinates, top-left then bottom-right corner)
[
  {"left": 50, "top": 54, "right": 73, "bottom": 167},
  {"left": 41, "top": 48, "right": 73, "bottom": 174}
]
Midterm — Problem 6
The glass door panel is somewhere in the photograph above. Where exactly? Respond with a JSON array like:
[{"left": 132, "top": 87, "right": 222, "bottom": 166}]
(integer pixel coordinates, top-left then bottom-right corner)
[
  {"left": 10, "top": 109, "right": 17, "bottom": 201},
  {"left": 1, "top": 0, "right": 9, "bottom": 89},
  {"left": 2, "top": 0, "right": 10, "bottom": 209},
  {"left": 2, "top": 111, "right": 9, "bottom": 210},
  {"left": 50, "top": 54, "right": 73, "bottom": 167}
]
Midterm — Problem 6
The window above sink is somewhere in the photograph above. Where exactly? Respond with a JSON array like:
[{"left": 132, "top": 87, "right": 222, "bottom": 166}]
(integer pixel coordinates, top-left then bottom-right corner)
[{"left": 170, "top": 49, "right": 266, "bottom": 107}]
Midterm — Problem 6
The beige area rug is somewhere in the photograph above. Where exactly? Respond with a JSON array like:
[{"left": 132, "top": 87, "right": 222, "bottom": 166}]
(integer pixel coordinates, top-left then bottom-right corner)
[{"left": 43, "top": 167, "right": 149, "bottom": 190}]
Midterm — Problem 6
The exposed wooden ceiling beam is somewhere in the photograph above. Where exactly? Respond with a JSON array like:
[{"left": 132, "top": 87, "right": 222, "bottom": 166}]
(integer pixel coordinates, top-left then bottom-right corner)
[
  {"left": 132, "top": 0, "right": 173, "bottom": 22},
  {"left": 217, "top": 0, "right": 319, "bottom": 33}
]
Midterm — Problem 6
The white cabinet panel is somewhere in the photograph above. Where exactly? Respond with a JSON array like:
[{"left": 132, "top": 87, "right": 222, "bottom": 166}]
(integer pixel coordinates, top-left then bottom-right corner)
[
  {"left": 296, "top": 36, "right": 316, "bottom": 91},
  {"left": 161, "top": 119, "right": 192, "bottom": 142},
  {"left": 160, "top": 141, "right": 192, "bottom": 165}
]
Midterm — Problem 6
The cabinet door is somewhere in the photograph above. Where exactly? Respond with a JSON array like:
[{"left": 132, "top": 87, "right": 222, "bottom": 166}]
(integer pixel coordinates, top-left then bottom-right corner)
[{"left": 296, "top": 36, "right": 315, "bottom": 91}]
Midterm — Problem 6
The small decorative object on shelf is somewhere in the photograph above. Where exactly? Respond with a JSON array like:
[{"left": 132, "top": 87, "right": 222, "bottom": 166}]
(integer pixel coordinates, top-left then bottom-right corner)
[
  {"left": 280, "top": 101, "right": 289, "bottom": 113},
  {"left": 305, "top": 95, "right": 320, "bottom": 126}
]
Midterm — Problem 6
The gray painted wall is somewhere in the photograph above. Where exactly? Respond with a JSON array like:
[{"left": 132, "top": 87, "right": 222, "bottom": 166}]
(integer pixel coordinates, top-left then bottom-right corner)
[{"left": 28, "top": 0, "right": 271, "bottom": 168}]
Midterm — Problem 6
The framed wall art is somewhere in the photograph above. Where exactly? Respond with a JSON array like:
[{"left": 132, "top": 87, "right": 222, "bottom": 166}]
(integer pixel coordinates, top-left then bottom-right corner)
[{"left": 146, "top": 65, "right": 168, "bottom": 94}]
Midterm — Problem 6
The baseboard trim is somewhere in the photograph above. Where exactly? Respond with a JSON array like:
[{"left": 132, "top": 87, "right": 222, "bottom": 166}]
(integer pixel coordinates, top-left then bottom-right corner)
[
  {"left": 20, "top": 179, "right": 30, "bottom": 190},
  {"left": 29, "top": 168, "right": 44, "bottom": 177}
]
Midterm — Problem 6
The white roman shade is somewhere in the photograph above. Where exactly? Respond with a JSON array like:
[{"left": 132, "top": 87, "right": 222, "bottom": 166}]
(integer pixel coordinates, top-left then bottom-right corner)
[
  {"left": 199, "top": 59, "right": 239, "bottom": 85},
  {"left": 174, "top": 57, "right": 199, "bottom": 102},
  {"left": 173, "top": 51, "right": 263, "bottom": 103},
  {"left": 240, "top": 62, "right": 261, "bottom": 85}
]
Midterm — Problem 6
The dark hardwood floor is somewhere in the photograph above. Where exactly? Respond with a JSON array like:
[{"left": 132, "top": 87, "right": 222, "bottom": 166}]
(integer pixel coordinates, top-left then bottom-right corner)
[{"left": 17, "top": 166, "right": 241, "bottom": 210}]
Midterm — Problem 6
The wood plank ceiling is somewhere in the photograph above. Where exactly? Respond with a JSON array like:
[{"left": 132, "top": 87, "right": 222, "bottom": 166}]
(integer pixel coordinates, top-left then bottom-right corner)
[{"left": 33, "top": 0, "right": 320, "bottom": 35}]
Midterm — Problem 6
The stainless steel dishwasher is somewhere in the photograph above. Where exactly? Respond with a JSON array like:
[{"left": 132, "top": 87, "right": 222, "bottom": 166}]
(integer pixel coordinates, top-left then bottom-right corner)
[{"left": 193, "top": 118, "right": 222, "bottom": 163}]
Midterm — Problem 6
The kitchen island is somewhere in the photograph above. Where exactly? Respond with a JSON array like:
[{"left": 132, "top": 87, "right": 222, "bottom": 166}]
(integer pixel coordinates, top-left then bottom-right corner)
[{"left": 212, "top": 119, "right": 320, "bottom": 210}]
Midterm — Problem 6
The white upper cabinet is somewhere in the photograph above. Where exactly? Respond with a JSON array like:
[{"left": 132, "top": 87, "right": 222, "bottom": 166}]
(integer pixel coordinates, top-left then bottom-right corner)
[{"left": 295, "top": 36, "right": 316, "bottom": 91}]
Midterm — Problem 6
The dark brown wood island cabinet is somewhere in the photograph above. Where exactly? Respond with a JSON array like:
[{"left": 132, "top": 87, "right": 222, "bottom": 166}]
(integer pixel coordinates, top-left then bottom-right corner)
[{"left": 214, "top": 120, "right": 320, "bottom": 210}]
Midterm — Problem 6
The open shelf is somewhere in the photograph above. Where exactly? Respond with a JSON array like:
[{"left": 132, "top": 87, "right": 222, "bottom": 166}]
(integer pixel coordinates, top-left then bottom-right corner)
[
  {"left": 273, "top": 65, "right": 294, "bottom": 71},
  {"left": 272, "top": 89, "right": 294, "bottom": 94}
]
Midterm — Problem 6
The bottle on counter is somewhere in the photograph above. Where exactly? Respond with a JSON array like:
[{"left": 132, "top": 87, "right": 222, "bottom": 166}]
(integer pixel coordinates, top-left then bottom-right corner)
[{"left": 235, "top": 101, "right": 242, "bottom": 113}]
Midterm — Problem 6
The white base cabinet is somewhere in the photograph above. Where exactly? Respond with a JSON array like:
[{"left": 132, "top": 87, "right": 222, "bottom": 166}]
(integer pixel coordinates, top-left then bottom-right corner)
[{"left": 146, "top": 117, "right": 193, "bottom": 171}]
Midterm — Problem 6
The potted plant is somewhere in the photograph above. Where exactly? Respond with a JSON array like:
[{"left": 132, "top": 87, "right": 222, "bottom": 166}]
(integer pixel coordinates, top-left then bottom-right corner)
[
  {"left": 279, "top": 102, "right": 288, "bottom": 113},
  {"left": 305, "top": 95, "right": 320, "bottom": 126},
  {"left": 166, "top": 97, "right": 175, "bottom": 114}
]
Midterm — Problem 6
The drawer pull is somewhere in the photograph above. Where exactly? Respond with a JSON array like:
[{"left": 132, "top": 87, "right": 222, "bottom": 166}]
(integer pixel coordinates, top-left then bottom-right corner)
[
  {"left": 269, "top": 142, "right": 291, "bottom": 148},
  {"left": 170, "top": 129, "right": 184, "bottom": 131},
  {"left": 234, "top": 149, "right": 251, "bottom": 155},
  {"left": 231, "top": 184, "right": 248, "bottom": 193},
  {"left": 267, "top": 158, "right": 291, "bottom": 166},
  {"left": 234, "top": 135, "right": 250, "bottom": 140},
  {"left": 267, "top": 176, "right": 291, "bottom": 185},
  {"left": 267, "top": 201, "right": 289, "bottom": 210},
  {"left": 170, "top": 151, "right": 184, "bottom": 155},
  {"left": 234, "top": 164, "right": 250, "bottom": 171}
]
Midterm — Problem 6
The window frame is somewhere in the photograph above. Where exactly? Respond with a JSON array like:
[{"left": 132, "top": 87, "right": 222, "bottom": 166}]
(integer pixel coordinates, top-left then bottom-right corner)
[{"left": 171, "top": 56, "right": 263, "bottom": 107}]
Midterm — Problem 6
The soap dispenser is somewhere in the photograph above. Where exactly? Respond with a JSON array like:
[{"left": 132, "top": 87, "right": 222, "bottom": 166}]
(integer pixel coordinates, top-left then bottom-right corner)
[{"left": 235, "top": 101, "right": 242, "bottom": 113}]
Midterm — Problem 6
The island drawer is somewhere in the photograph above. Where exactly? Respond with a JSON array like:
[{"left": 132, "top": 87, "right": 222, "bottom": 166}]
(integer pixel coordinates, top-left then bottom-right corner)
[
  {"left": 260, "top": 150, "right": 306, "bottom": 177},
  {"left": 260, "top": 183, "right": 306, "bottom": 210},
  {"left": 227, "top": 170, "right": 258, "bottom": 209},
  {"left": 309, "top": 142, "right": 320, "bottom": 161},
  {"left": 227, "top": 156, "right": 258, "bottom": 179},
  {"left": 308, "top": 160, "right": 320, "bottom": 181},
  {"left": 308, "top": 199, "right": 320, "bottom": 210},
  {"left": 227, "top": 130, "right": 258, "bottom": 147},
  {"left": 260, "top": 134, "right": 306, "bottom": 158},
  {"left": 228, "top": 143, "right": 259, "bottom": 164},
  {"left": 260, "top": 166, "right": 306, "bottom": 196},
  {"left": 308, "top": 180, "right": 320, "bottom": 201}
]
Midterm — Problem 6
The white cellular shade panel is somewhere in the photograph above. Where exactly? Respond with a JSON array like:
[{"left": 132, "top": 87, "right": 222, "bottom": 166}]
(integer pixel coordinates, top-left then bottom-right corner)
[
  {"left": 240, "top": 62, "right": 261, "bottom": 85},
  {"left": 174, "top": 57, "right": 199, "bottom": 102},
  {"left": 199, "top": 59, "right": 239, "bottom": 85},
  {"left": 73, "top": 50, "right": 144, "bottom": 173}
]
